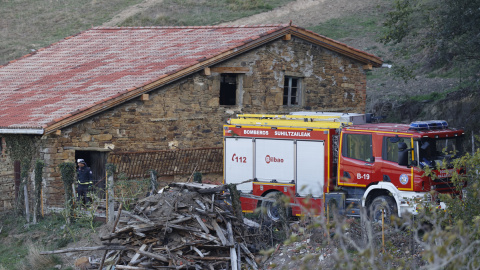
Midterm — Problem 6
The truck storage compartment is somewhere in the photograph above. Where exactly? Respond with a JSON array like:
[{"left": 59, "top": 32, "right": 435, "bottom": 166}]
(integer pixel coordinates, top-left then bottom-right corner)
[
  {"left": 224, "top": 137, "right": 254, "bottom": 192},
  {"left": 296, "top": 140, "right": 324, "bottom": 197},
  {"left": 255, "top": 139, "right": 295, "bottom": 183}
]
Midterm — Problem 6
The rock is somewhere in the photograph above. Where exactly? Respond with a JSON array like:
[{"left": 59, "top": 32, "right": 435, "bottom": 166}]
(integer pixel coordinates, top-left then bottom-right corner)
[{"left": 74, "top": 256, "right": 91, "bottom": 270}]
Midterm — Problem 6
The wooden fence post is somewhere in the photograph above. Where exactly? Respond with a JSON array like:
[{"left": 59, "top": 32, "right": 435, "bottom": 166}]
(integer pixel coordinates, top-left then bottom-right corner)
[
  {"left": 107, "top": 172, "right": 115, "bottom": 224},
  {"left": 24, "top": 185, "right": 30, "bottom": 223}
]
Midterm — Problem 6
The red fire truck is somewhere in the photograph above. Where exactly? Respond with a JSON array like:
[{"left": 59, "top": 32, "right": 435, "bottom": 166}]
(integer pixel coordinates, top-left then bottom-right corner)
[{"left": 223, "top": 112, "right": 464, "bottom": 221}]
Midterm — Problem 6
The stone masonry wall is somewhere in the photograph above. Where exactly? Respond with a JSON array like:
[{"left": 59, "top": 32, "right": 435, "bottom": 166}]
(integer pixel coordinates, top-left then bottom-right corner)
[
  {"left": 0, "top": 137, "right": 15, "bottom": 211},
  {"left": 8, "top": 37, "right": 368, "bottom": 208}
]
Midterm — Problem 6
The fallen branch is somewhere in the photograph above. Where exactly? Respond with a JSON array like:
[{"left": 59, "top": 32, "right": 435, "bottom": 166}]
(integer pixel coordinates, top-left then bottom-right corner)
[
  {"left": 137, "top": 249, "right": 169, "bottom": 263},
  {"left": 40, "top": 245, "right": 128, "bottom": 255}
]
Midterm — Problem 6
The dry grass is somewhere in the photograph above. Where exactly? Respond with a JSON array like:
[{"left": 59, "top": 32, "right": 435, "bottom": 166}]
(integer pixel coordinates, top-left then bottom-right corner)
[
  {"left": 0, "top": 0, "right": 143, "bottom": 64},
  {"left": 16, "top": 242, "right": 58, "bottom": 270}
]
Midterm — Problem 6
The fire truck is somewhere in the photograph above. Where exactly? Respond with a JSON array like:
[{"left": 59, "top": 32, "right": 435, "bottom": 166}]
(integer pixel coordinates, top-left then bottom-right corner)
[{"left": 223, "top": 112, "right": 465, "bottom": 221}]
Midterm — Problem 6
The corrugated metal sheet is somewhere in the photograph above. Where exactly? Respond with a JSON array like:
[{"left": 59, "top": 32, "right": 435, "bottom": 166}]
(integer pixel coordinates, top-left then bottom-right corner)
[{"left": 108, "top": 147, "right": 223, "bottom": 179}]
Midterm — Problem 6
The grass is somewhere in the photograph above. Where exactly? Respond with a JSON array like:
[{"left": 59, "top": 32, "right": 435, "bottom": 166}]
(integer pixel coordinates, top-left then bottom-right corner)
[
  {"left": 119, "top": 0, "right": 294, "bottom": 27},
  {"left": 0, "top": 0, "right": 296, "bottom": 65},
  {"left": 0, "top": 211, "right": 102, "bottom": 270},
  {"left": 308, "top": 15, "right": 381, "bottom": 41},
  {"left": 0, "top": 0, "right": 143, "bottom": 64}
]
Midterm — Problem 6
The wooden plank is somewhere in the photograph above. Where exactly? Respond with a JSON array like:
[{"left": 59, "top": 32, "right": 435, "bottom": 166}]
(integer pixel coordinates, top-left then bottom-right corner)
[
  {"left": 137, "top": 249, "right": 169, "bottom": 263},
  {"left": 239, "top": 242, "right": 255, "bottom": 261},
  {"left": 282, "top": 34, "right": 291, "bottom": 40},
  {"left": 185, "top": 256, "right": 230, "bottom": 261},
  {"left": 194, "top": 214, "right": 210, "bottom": 234},
  {"left": 210, "top": 67, "right": 249, "bottom": 73},
  {"left": 203, "top": 67, "right": 211, "bottom": 76},
  {"left": 192, "top": 246, "right": 204, "bottom": 258},
  {"left": 211, "top": 220, "right": 228, "bottom": 246},
  {"left": 122, "top": 210, "right": 155, "bottom": 225},
  {"left": 245, "top": 257, "right": 259, "bottom": 270},
  {"left": 140, "top": 94, "right": 149, "bottom": 101},
  {"left": 170, "top": 216, "right": 192, "bottom": 224},
  {"left": 40, "top": 245, "right": 128, "bottom": 255},
  {"left": 115, "top": 266, "right": 148, "bottom": 270},
  {"left": 363, "top": 64, "right": 373, "bottom": 70},
  {"left": 195, "top": 199, "right": 206, "bottom": 210},
  {"left": 226, "top": 221, "right": 234, "bottom": 246},
  {"left": 191, "top": 232, "right": 221, "bottom": 244},
  {"left": 99, "top": 203, "right": 124, "bottom": 270},
  {"left": 168, "top": 224, "right": 202, "bottom": 232},
  {"left": 129, "top": 244, "right": 147, "bottom": 266},
  {"left": 100, "top": 225, "right": 134, "bottom": 241},
  {"left": 230, "top": 246, "right": 238, "bottom": 270}
]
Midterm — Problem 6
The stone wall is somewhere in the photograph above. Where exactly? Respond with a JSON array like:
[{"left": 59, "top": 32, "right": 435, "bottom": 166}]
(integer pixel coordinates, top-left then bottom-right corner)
[
  {"left": 2, "top": 37, "right": 369, "bottom": 209},
  {"left": 0, "top": 137, "right": 15, "bottom": 211}
]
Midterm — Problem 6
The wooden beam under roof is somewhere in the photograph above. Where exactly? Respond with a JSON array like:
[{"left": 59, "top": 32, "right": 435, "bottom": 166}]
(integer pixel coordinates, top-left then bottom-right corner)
[
  {"left": 363, "top": 64, "right": 373, "bottom": 71},
  {"left": 210, "top": 67, "right": 249, "bottom": 74}
]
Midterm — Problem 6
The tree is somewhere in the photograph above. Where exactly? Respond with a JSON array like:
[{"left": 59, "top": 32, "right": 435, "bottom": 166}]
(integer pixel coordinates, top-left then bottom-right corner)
[{"left": 380, "top": 0, "right": 480, "bottom": 76}]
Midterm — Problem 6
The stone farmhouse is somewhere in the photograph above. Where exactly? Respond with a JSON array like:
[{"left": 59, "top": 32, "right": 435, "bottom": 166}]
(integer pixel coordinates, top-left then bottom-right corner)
[{"left": 0, "top": 24, "right": 382, "bottom": 210}]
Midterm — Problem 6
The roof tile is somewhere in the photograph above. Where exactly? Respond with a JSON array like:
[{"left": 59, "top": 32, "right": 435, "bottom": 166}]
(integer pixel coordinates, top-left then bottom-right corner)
[{"left": 0, "top": 24, "right": 380, "bottom": 132}]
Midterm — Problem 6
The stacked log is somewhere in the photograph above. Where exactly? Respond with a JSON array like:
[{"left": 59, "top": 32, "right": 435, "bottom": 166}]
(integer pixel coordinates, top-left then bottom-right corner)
[{"left": 100, "top": 182, "right": 258, "bottom": 270}]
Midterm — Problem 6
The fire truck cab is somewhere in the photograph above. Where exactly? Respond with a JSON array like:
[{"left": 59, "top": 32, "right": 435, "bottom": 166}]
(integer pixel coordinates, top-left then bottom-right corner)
[{"left": 223, "top": 112, "right": 464, "bottom": 221}]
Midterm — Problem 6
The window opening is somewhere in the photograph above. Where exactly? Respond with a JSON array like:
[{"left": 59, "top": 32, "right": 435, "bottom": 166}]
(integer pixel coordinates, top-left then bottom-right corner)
[
  {"left": 383, "top": 136, "right": 411, "bottom": 163},
  {"left": 283, "top": 77, "right": 300, "bottom": 106},
  {"left": 342, "top": 133, "right": 373, "bottom": 162},
  {"left": 220, "top": 74, "right": 237, "bottom": 105}
]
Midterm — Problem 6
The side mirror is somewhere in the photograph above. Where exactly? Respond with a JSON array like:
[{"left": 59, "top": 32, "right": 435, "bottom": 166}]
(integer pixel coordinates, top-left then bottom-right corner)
[
  {"left": 421, "top": 141, "right": 430, "bottom": 150},
  {"left": 389, "top": 135, "right": 400, "bottom": 143}
]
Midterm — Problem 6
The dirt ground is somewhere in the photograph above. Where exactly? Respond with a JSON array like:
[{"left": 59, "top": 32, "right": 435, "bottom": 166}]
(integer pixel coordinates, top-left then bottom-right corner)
[
  {"left": 221, "top": 0, "right": 384, "bottom": 27},
  {"left": 103, "top": 0, "right": 384, "bottom": 28}
]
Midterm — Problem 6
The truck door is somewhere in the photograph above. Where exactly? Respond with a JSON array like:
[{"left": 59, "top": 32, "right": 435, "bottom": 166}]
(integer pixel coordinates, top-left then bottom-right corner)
[
  {"left": 224, "top": 137, "right": 254, "bottom": 192},
  {"left": 381, "top": 136, "right": 414, "bottom": 190},
  {"left": 297, "top": 140, "right": 324, "bottom": 197},
  {"left": 255, "top": 139, "right": 295, "bottom": 183},
  {"left": 339, "top": 132, "right": 373, "bottom": 187}
]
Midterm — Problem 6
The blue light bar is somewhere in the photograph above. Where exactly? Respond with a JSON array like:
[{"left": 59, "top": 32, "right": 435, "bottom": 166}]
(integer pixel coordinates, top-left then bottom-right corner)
[
  {"left": 409, "top": 121, "right": 429, "bottom": 130},
  {"left": 426, "top": 120, "right": 448, "bottom": 129},
  {"left": 409, "top": 120, "right": 448, "bottom": 130}
]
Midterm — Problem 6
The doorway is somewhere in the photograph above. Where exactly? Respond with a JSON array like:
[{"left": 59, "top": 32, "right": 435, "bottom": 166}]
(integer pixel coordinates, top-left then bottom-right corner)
[{"left": 75, "top": 150, "right": 107, "bottom": 198}]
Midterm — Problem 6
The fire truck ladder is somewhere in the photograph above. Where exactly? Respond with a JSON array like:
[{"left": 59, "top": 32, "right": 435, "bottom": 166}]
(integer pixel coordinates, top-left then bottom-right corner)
[{"left": 228, "top": 113, "right": 354, "bottom": 129}]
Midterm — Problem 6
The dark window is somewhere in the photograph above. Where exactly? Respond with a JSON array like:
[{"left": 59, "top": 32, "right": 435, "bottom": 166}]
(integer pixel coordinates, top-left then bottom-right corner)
[
  {"left": 283, "top": 77, "right": 300, "bottom": 106},
  {"left": 383, "top": 137, "right": 411, "bottom": 163},
  {"left": 342, "top": 133, "right": 373, "bottom": 162},
  {"left": 220, "top": 74, "right": 237, "bottom": 105}
]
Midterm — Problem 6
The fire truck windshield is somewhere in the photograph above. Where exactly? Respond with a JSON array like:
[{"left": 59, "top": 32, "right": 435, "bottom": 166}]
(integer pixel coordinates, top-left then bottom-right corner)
[{"left": 418, "top": 137, "right": 464, "bottom": 168}]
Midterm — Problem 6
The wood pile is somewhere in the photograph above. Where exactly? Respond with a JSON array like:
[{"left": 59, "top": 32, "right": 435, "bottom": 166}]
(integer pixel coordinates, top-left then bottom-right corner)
[{"left": 99, "top": 182, "right": 259, "bottom": 270}]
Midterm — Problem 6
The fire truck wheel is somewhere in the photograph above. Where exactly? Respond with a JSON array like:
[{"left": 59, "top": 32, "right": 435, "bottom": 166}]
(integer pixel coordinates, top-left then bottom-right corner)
[
  {"left": 368, "top": 195, "right": 397, "bottom": 223},
  {"left": 261, "top": 192, "right": 289, "bottom": 222}
]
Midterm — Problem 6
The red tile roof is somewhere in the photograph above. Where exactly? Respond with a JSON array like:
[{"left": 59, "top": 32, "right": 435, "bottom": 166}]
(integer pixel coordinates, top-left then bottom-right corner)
[{"left": 0, "top": 25, "right": 382, "bottom": 134}]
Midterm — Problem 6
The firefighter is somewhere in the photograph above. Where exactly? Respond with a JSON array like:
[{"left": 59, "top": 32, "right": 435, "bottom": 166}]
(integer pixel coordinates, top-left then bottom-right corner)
[{"left": 76, "top": 159, "right": 93, "bottom": 206}]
